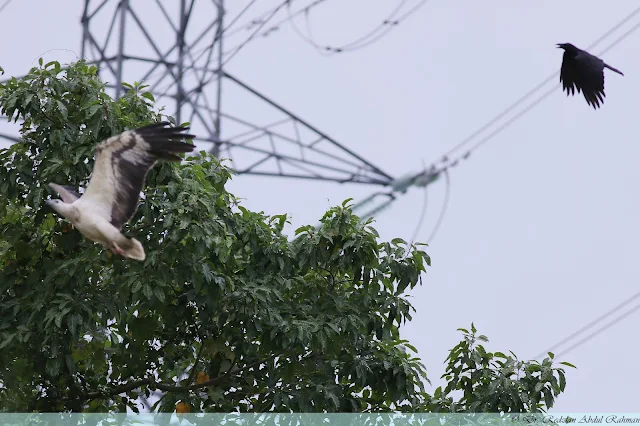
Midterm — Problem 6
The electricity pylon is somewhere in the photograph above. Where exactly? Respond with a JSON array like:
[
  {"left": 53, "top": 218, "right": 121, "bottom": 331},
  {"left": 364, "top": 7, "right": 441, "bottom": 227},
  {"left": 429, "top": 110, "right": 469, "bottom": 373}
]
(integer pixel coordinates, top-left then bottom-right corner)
[
  {"left": 0, "top": 1, "right": 440, "bottom": 220},
  {"left": 79, "top": 0, "right": 401, "bottom": 187}
]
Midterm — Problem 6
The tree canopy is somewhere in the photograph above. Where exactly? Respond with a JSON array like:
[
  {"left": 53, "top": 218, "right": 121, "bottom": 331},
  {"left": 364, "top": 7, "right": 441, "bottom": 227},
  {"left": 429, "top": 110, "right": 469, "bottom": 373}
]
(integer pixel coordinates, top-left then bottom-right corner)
[{"left": 0, "top": 60, "right": 573, "bottom": 413}]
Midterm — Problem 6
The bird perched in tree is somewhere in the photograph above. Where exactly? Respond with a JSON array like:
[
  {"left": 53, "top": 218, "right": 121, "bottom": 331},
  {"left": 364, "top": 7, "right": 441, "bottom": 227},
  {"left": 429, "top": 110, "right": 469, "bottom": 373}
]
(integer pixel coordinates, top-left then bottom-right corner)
[
  {"left": 45, "top": 122, "right": 196, "bottom": 261},
  {"left": 557, "top": 43, "right": 624, "bottom": 109}
]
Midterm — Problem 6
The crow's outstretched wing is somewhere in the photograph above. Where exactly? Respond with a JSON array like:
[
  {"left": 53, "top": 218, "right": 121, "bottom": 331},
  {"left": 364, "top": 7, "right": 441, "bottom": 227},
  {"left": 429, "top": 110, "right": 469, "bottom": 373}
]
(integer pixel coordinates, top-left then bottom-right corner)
[
  {"left": 560, "top": 50, "right": 606, "bottom": 109},
  {"left": 560, "top": 51, "right": 580, "bottom": 97},
  {"left": 574, "top": 51, "right": 606, "bottom": 109}
]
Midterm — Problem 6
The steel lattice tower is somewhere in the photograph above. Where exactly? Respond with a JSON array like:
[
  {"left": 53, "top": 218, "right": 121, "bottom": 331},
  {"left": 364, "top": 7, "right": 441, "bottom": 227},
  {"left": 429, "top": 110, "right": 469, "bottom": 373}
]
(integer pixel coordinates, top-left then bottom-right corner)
[{"left": 79, "top": 0, "right": 395, "bottom": 186}]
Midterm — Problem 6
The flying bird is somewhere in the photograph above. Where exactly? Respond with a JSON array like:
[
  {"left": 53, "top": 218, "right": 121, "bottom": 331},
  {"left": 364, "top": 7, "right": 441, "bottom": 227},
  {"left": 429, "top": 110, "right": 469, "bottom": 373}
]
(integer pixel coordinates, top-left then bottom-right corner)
[
  {"left": 46, "top": 122, "right": 196, "bottom": 261},
  {"left": 557, "top": 43, "right": 624, "bottom": 109}
]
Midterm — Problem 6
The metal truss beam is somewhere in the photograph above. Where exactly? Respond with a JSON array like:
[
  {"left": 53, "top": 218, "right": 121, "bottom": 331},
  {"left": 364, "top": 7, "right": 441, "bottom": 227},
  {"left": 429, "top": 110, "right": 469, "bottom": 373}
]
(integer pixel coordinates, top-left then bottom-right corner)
[{"left": 75, "top": 0, "right": 394, "bottom": 186}]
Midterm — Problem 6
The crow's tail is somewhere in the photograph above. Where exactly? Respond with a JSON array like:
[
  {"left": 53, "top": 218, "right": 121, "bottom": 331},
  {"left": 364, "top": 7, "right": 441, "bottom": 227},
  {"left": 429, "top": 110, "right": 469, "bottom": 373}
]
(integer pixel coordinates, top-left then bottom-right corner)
[{"left": 604, "top": 63, "right": 624, "bottom": 76}]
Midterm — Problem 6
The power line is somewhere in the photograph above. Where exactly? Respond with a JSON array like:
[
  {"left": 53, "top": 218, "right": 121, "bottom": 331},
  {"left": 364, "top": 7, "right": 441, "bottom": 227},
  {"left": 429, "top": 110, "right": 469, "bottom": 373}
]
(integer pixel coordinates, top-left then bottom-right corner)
[
  {"left": 223, "top": 0, "right": 260, "bottom": 35},
  {"left": 288, "top": 0, "right": 431, "bottom": 54},
  {"left": 228, "top": 0, "right": 330, "bottom": 39},
  {"left": 288, "top": 0, "right": 412, "bottom": 53},
  {"left": 407, "top": 166, "right": 451, "bottom": 246},
  {"left": 554, "top": 303, "right": 640, "bottom": 359},
  {"left": 426, "top": 168, "right": 450, "bottom": 243},
  {"left": 153, "top": 0, "right": 296, "bottom": 99},
  {"left": 159, "top": 0, "right": 291, "bottom": 102},
  {"left": 154, "top": 0, "right": 333, "bottom": 99},
  {"left": 151, "top": 0, "right": 263, "bottom": 98},
  {"left": 183, "top": 0, "right": 262, "bottom": 65},
  {"left": 534, "top": 291, "right": 640, "bottom": 360},
  {"left": 182, "top": 0, "right": 330, "bottom": 66},
  {"left": 161, "top": 0, "right": 302, "bottom": 99},
  {"left": 409, "top": 166, "right": 430, "bottom": 246},
  {"left": 220, "top": 0, "right": 290, "bottom": 65},
  {"left": 0, "top": 0, "right": 14, "bottom": 14},
  {"left": 334, "top": 0, "right": 432, "bottom": 52}
]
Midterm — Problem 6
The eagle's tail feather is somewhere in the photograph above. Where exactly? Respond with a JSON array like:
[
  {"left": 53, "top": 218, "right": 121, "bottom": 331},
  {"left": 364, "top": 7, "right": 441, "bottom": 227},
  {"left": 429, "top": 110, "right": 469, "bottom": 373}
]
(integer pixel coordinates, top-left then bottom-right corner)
[
  {"left": 123, "top": 237, "right": 146, "bottom": 261},
  {"left": 113, "top": 235, "right": 146, "bottom": 261}
]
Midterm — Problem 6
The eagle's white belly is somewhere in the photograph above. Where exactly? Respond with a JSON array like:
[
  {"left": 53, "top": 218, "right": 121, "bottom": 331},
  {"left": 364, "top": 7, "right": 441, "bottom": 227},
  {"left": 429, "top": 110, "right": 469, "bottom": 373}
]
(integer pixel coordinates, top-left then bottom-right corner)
[
  {"left": 74, "top": 216, "right": 112, "bottom": 246},
  {"left": 71, "top": 200, "right": 121, "bottom": 247}
]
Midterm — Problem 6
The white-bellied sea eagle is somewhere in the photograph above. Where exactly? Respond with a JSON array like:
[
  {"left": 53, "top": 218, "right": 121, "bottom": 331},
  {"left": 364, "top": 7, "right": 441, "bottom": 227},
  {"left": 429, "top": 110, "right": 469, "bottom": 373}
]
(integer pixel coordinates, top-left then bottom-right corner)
[{"left": 45, "top": 121, "right": 196, "bottom": 261}]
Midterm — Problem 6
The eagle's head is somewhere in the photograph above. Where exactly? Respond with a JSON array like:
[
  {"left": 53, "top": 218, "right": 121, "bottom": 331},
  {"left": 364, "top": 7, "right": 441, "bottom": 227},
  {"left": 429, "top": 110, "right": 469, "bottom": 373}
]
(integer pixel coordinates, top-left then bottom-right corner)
[{"left": 45, "top": 198, "right": 76, "bottom": 221}]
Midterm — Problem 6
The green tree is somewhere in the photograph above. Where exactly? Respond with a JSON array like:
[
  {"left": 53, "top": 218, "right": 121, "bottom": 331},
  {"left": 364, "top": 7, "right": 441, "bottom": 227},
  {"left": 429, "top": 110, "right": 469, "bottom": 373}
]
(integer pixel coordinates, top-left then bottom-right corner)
[
  {"left": 422, "top": 325, "right": 575, "bottom": 412},
  {"left": 0, "top": 60, "right": 573, "bottom": 413}
]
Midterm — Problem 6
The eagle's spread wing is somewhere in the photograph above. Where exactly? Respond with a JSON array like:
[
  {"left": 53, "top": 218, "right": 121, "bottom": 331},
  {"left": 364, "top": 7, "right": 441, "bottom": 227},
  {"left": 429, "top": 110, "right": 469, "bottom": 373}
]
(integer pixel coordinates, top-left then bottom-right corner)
[
  {"left": 49, "top": 183, "right": 82, "bottom": 203},
  {"left": 81, "top": 122, "right": 196, "bottom": 229}
]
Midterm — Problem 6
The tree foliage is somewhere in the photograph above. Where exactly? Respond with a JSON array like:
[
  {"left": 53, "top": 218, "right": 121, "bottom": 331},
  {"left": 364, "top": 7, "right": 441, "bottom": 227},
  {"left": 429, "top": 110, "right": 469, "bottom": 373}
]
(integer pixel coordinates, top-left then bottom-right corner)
[
  {"left": 422, "top": 325, "right": 575, "bottom": 413},
  {"left": 0, "top": 60, "right": 573, "bottom": 413}
]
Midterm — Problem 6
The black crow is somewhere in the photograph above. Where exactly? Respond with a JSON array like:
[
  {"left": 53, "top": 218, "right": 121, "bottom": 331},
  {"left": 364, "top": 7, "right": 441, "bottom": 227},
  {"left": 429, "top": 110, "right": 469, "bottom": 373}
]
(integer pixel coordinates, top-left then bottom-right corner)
[{"left": 557, "top": 43, "right": 624, "bottom": 109}]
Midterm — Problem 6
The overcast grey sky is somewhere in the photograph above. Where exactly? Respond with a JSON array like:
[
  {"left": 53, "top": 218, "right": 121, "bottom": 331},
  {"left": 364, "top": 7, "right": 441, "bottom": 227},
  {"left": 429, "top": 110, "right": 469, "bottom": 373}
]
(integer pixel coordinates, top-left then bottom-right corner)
[{"left": 2, "top": 0, "right": 639, "bottom": 411}]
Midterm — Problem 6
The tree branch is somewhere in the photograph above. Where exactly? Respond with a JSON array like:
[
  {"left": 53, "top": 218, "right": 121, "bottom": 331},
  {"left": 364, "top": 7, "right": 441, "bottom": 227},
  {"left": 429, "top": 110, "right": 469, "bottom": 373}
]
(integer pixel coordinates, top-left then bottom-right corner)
[
  {"left": 79, "top": 358, "right": 266, "bottom": 402},
  {"left": 186, "top": 341, "right": 206, "bottom": 385},
  {"left": 83, "top": 378, "right": 151, "bottom": 399}
]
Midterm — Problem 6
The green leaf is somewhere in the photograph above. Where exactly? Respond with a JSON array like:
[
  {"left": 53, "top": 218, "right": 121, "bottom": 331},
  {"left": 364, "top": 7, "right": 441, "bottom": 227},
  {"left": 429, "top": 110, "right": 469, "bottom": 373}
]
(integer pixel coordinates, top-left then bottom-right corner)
[
  {"left": 65, "top": 355, "right": 76, "bottom": 374},
  {"left": 143, "top": 284, "right": 154, "bottom": 300},
  {"left": 558, "top": 370, "right": 566, "bottom": 391},
  {"left": 434, "top": 386, "right": 442, "bottom": 399},
  {"left": 68, "top": 314, "right": 80, "bottom": 336},
  {"left": 0, "top": 333, "right": 15, "bottom": 349},
  {"left": 559, "top": 361, "right": 577, "bottom": 369},
  {"left": 45, "top": 61, "right": 60, "bottom": 70},
  {"left": 543, "top": 387, "right": 554, "bottom": 408},
  {"left": 202, "top": 262, "right": 214, "bottom": 283},
  {"left": 154, "top": 286, "right": 166, "bottom": 303},
  {"left": 141, "top": 92, "right": 155, "bottom": 102},
  {"left": 391, "top": 238, "right": 407, "bottom": 246},
  {"left": 46, "top": 357, "right": 62, "bottom": 377}
]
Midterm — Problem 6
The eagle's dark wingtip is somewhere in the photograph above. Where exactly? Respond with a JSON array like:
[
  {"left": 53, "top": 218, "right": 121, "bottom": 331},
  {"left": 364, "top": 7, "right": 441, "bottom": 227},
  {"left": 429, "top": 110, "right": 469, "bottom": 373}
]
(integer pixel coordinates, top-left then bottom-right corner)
[
  {"left": 136, "top": 121, "right": 194, "bottom": 134},
  {"left": 136, "top": 121, "right": 171, "bottom": 131},
  {"left": 132, "top": 123, "right": 198, "bottom": 160}
]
